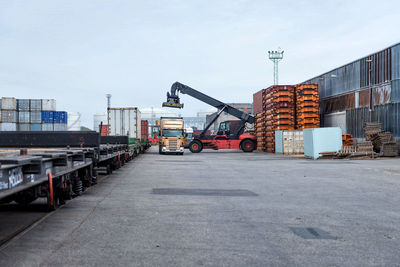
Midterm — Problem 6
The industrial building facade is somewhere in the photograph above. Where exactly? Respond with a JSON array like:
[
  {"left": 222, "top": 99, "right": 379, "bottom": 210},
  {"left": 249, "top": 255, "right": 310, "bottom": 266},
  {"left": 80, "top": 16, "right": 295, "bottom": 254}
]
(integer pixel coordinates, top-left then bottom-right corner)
[{"left": 303, "top": 42, "right": 400, "bottom": 139}]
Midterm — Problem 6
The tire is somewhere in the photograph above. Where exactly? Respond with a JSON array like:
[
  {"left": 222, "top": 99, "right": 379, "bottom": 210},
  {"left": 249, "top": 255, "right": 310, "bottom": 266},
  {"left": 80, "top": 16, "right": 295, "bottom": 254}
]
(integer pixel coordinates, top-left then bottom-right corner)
[
  {"left": 241, "top": 139, "right": 255, "bottom": 152},
  {"left": 189, "top": 141, "right": 203, "bottom": 153},
  {"left": 159, "top": 145, "right": 163, "bottom": 155}
]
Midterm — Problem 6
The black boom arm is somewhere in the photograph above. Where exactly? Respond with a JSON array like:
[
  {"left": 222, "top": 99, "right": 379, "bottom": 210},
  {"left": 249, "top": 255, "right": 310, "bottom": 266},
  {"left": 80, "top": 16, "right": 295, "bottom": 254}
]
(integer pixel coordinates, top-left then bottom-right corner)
[{"left": 163, "top": 82, "right": 255, "bottom": 124}]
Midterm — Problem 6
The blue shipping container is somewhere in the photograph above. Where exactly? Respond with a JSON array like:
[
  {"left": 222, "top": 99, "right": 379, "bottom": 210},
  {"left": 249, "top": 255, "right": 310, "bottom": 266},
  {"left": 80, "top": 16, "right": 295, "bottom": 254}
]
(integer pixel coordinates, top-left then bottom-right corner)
[
  {"left": 42, "top": 111, "right": 54, "bottom": 123},
  {"left": 53, "top": 111, "right": 68, "bottom": 123},
  {"left": 30, "top": 123, "right": 42, "bottom": 131}
]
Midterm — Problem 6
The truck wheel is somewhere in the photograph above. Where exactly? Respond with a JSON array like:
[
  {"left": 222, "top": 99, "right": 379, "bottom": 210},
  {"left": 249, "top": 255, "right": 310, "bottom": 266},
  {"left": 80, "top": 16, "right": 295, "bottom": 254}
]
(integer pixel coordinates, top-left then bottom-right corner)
[
  {"left": 159, "top": 146, "right": 163, "bottom": 155},
  {"left": 189, "top": 141, "right": 203, "bottom": 153},
  {"left": 241, "top": 140, "right": 254, "bottom": 152}
]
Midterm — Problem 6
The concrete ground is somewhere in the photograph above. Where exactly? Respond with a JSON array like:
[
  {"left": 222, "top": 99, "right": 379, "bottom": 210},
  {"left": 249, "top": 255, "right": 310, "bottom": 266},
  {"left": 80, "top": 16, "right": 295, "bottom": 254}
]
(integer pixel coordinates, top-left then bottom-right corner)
[{"left": 1, "top": 146, "right": 400, "bottom": 266}]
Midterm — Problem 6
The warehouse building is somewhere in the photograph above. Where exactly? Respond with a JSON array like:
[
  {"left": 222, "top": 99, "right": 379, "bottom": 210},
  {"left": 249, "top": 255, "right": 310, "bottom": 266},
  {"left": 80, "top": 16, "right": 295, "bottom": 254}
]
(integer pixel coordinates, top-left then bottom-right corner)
[{"left": 303, "top": 42, "right": 400, "bottom": 140}]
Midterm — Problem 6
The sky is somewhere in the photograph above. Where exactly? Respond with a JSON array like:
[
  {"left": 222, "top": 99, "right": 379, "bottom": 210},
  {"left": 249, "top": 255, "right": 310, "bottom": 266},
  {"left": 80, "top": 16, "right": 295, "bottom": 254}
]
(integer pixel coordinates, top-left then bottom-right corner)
[{"left": 0, "top": 0, "right": 399, "bottom": 128}]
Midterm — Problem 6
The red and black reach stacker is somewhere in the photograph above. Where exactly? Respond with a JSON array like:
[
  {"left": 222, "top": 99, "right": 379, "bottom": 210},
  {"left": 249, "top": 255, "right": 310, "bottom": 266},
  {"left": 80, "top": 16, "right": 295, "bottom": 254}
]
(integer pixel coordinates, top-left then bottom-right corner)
[{"left": 162, "top": 82, "right": 256, "bottom": 153}]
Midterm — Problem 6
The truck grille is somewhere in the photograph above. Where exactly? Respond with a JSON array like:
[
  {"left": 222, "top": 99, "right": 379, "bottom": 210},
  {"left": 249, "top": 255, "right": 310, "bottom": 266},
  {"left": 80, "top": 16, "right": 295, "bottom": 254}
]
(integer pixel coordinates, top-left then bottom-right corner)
[{"left": 168, "top": 139, "right": 178, "bottom": 151}]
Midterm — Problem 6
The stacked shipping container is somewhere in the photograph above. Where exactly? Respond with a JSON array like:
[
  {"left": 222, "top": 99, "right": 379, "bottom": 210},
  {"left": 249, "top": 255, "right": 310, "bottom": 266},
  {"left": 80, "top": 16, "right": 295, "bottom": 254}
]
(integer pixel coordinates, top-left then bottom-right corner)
[
  {"left": 253, "top": 84, "right": 320, "bottom": 153},
  {"left": 0, "top": 98, "right": 68, "bottom": 131},
  {"left": 0, "top": 97, "right": 17, "bottom": 131}
]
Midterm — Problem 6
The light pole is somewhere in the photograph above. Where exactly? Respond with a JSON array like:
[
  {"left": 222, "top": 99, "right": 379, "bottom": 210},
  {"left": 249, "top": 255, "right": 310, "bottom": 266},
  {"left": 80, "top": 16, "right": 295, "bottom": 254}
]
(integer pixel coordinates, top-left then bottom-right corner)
[{"left": 268, "top": 49, "right": 284, "bottom": 85}]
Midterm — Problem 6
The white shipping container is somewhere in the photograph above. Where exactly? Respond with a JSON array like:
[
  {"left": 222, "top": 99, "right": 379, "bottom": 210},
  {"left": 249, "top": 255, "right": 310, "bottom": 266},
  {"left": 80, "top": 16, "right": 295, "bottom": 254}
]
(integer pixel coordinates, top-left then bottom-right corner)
[
  {"left": 275, "top": 130, "right": 304, "bottom": 155},
  {"left": 0, "top": 123, "right": 17, "bottom": 131},
  {"left": 54, "top": 123, "right": 67, "bottom": 131},
  {"left": 42, "top": 99, "right": 56, "bottom": 111},
  {"left": 1, "top": 97, "right": 17, "bottom": 110},
  {"left": 108, "top": 108, "right": 141, "bottom": 138},
  {"left": 42, "top": 123, "right": 54, "bottom": 131},
  {"left": 18, "top": 111, "right": 30, "bottom": 123}
]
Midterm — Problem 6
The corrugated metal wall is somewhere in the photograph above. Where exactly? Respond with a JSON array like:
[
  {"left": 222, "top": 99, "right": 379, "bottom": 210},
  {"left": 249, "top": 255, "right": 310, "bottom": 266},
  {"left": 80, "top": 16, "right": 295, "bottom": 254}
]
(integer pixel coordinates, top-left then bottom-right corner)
[
  {"left": 304, "top": 43, "right": 400, "bottom": 103},
  {"left": 346, "top": 103, "right": 400, "bottom": 138}
]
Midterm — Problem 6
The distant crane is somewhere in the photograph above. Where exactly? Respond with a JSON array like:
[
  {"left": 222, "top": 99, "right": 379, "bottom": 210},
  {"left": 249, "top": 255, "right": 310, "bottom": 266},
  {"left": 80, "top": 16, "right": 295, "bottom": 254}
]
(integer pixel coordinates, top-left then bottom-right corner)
[{"left": 268, "top": 48, "right": 284, "bottom": 85}]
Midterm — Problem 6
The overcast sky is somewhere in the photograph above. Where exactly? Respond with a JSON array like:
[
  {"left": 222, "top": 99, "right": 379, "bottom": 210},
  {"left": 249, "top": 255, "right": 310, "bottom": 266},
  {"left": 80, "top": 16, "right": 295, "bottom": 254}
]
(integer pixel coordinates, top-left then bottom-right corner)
[{"left": 1, "top": 0, "right": 399, "bottom": 128}]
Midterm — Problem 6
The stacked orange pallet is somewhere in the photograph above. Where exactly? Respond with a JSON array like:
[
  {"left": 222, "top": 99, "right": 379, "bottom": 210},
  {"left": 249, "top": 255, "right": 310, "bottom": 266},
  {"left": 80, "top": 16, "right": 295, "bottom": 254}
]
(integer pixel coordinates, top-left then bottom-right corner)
[
  {"left": 296, "top": 84, "right": 320, "bottom": 129},
  {"left": 264, "top": 85, "right": 295, "bottom": 153},
  {"left": 255, "top": 112, "right": 265, "bottom": 151}
]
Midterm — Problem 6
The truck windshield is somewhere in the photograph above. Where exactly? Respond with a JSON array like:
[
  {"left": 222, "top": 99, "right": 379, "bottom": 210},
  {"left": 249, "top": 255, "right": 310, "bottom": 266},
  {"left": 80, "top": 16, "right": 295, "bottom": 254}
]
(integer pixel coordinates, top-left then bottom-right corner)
[{"left": 162, "top": 130, "right": 184, "bottom": 137}]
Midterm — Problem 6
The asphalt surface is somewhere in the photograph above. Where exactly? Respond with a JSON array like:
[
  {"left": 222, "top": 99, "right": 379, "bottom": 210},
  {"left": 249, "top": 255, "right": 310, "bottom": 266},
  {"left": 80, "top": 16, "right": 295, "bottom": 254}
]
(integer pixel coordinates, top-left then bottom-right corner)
[{"left": 1, "top": 147, "right": 400, "bottom": 266}]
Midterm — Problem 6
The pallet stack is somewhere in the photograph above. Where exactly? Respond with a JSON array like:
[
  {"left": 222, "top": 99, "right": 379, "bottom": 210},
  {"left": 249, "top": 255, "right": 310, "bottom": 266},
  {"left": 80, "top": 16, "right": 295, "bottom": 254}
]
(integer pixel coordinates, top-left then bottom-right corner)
[
  {"left": 255, "top": 112, "right": 265, "bottom": 151},
  {"left": 342, "top": 134, "right": 354, "bottom": 146},
  {"left": 264, "top": 85, "right": 295, "bottom": 152},
  {"left": 363, "top": 122, "right": 398, "bottom": 156},
  {"left": 295, "top": 84, "right": 320, "bottom": 129}
]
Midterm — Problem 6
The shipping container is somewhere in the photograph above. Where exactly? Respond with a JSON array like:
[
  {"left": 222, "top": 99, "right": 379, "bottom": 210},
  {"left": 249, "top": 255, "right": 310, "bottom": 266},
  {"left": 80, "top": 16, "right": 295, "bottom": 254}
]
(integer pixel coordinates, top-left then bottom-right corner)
[
  {"left": 18, "top": 111, "right": 30, "bottom": 123},
  {"left": 1, "top": 97, "right": 17, "bottom": 110},
  {"left": 30, "top": 123, "right": 42, "bottom": 131},
  {"left": 41, "top": 99, "right": 56, "bottom": 111},
  {"left": 108, "top": 108, "right": 141, "bottom": 138},
  {"left": 53, "top": 111, "right": 68, "bottom": 123},
  {"left": 0, "top": 123, "right": 17, "bottom": 131},
  {"left": 141, "top": 120, "right": 149, "bottom": 139},
  {"left": 303, "top": 127, "right": 342, "bottom": 159},
  {"left": 275, "top": 130, "right": 304, "bottom": 154},
  {"left": 30, "top": 111, "right": 42, "bottom": 124},
  {"left": 42, "top": 123, "right": 54, "bottom": 131},
  {"left": 53, "top": 123, "right": 67, "bottom": 131},
  {"left": 42, "top": 111, "right": 54, "bottom": 123},
  {"left": 17, "top": 123, "right": 30, "bottom": 131},
  {"left": 30, "top": 99, "right": 42, "bottom": 111},
  {"left": 99, "top": 124, "right": 109, "bottom": 136},
  {"left": 253, "top": 89, "right": 264, "bottom": 115},
  {"left": 17, "top": 99, "right": 30, "bottom": 111},
  {"left": 1, "top": 110, "right": 17, "bottom": 123}
]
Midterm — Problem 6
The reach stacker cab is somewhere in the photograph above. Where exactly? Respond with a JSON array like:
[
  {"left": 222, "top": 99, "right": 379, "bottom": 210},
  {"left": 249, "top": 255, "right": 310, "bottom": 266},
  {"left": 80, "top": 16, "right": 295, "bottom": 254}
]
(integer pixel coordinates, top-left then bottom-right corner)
[{"left": 162, "top": 82, "right": 256, "bottom": 153}]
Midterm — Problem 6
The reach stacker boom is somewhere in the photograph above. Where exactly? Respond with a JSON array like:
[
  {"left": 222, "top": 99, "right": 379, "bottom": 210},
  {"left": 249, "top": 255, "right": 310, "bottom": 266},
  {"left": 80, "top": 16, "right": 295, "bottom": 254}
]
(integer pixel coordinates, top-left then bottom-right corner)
[{"left": 163, "top": 82, "right": 256, "bottom": 153}]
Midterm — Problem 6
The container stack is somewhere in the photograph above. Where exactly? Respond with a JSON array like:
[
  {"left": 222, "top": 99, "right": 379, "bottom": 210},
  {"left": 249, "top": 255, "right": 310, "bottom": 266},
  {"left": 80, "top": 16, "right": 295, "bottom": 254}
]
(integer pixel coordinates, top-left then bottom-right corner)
[
  {"left": 264, "top": 85, "right": 295, "bottom": 152},
  {"left": 0, "top": 97, "right": 68, "bottom": 131},
  {"left": 295, "top": 84, "right": 320, "bottom": 129},
  {"left": 0, "top": 97, "right": 17, "bottom": 131}
]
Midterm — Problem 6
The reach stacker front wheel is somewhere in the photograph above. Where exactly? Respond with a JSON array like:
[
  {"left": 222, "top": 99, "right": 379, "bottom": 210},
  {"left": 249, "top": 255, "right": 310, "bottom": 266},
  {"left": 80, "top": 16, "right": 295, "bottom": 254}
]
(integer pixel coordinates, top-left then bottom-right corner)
[
  {"left": 189, "top": 141, "right": 203, "bottom": 153},
  {"left": 241, "top": 139, "right": 255, "bottom": 152}
]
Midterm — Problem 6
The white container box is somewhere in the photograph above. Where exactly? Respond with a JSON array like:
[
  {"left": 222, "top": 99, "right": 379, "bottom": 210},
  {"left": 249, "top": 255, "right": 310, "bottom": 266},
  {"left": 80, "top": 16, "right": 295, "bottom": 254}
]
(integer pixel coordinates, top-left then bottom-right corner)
[
  {"left": 303, "top": 127, "right": 342, "bottom": 159},
  {"left": 54, "top": 123, "right": 67, "bottom": 131},
  {"left": 108, "top": 108, "right": 141, "bottom": 138},
  {"left": 18, "top": 111, "right": 30, "bottom": 123},
  {"left": 1, "top": 97, "right": 17, "bottom": 110},
  {"left": 275, "top": 130, "right": 304, "bottom": 154},
  {"left": 41, "top": 99, "right": 56, "bottom": 111},
  {"left": 0, "top": 123, "right": 17, "bottom": 131},
  {"left": 41, "top": 123, "right": 54, "bottom": 131}
]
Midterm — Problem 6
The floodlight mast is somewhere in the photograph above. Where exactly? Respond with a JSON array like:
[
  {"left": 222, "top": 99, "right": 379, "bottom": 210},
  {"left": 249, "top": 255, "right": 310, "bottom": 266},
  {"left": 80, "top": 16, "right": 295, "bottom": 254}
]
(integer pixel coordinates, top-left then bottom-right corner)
[{"left": 268, "top": 49, "right": 284, "bottom": 85}]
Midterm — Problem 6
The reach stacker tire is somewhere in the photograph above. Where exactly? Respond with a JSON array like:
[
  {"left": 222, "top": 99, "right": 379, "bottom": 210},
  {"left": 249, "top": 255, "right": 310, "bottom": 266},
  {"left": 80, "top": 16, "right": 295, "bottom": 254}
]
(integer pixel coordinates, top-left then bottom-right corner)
[
  {"left": 189, "top": 140, "right": 203, "bottom": 153},
  {"left": 241, "top": 139, "right": 255, "bottom": 153}
]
